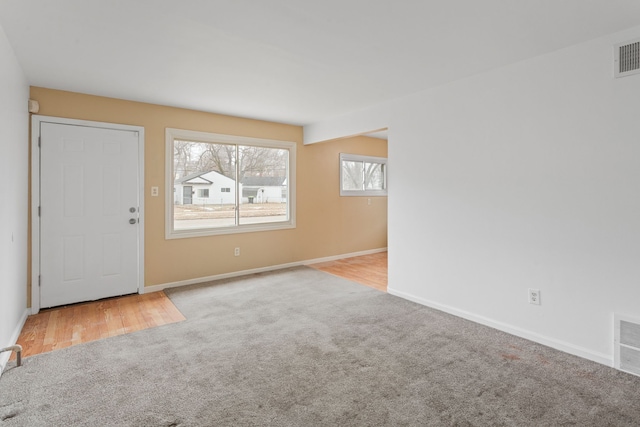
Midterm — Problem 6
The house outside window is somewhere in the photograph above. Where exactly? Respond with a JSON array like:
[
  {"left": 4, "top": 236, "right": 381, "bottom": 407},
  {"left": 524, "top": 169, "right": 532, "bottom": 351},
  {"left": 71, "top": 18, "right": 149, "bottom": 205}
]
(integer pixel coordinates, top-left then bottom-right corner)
[{"left": 167, "top": 128, "right": 296, "bottom": 238}]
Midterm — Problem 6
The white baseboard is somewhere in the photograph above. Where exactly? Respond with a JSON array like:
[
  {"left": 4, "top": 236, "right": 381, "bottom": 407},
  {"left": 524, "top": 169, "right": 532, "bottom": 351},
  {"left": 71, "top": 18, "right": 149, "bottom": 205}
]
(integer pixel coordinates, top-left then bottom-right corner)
[
  {"left": 143, "top": 248, "right": 387, "bottom": 294},
  {"left": 387, "top": 287, "right": 612, "bottom": 367},
  {"left": 0, "top": 308, "right": 30, "bottom": 376},
  {"left": 299, "top": 247, "right": 387, "bottom": 266}
]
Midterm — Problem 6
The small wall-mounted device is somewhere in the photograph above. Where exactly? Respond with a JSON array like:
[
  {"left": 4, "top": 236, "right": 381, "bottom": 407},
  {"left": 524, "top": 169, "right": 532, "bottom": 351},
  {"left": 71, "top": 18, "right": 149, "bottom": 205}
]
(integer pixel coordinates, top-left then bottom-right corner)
[{"left": 28, "top": 99, "right": 40, "bottom": 113}]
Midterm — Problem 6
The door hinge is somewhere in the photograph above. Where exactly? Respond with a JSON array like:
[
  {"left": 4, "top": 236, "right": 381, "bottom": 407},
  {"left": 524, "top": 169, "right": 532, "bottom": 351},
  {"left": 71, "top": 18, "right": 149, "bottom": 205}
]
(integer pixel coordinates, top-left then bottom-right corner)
[
  {"left": 38, "top": 136, "right": 41, "bottom": 148},
  {"left": 38, "top": 206, "right": 41, "bottom": 217},
  {"left": 38, "top": 275, "right": 41, "bottom": 287}
]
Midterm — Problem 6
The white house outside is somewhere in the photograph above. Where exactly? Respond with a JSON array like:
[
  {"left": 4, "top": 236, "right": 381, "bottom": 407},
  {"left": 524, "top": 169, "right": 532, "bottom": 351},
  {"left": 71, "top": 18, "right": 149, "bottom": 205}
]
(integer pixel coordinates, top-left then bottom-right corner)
[
  {"left": 174, "top": 171, "right": 239, "bottom": 205},
  {"left": 175, "top": 171, "right": 287, "bottom": 205},
  {"left": 241, "top": 176, "right": 287, "bottom": 204}
]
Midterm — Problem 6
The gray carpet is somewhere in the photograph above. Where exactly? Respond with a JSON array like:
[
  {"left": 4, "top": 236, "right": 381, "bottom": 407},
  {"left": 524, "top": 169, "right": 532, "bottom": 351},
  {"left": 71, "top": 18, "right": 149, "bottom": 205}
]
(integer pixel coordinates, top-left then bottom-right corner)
[{"left": 1, "top": 267, "right": 639, "bottom": 426}]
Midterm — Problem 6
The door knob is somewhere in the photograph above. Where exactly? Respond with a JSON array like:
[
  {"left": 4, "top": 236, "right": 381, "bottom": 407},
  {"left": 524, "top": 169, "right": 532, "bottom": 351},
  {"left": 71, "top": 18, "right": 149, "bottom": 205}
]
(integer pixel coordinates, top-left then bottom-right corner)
[{"left": 129, "top": 218, "right": 137, "bottom": 224}]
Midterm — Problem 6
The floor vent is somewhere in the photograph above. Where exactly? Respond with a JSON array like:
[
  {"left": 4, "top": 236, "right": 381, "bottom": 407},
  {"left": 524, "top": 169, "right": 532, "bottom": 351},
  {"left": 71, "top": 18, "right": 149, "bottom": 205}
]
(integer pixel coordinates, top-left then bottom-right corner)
[
  {"left": 614, "top": 39, "right": 640, "bottom": 78},
  {"left": 614, "top": 314, "right": 640, "bottom": 377}
]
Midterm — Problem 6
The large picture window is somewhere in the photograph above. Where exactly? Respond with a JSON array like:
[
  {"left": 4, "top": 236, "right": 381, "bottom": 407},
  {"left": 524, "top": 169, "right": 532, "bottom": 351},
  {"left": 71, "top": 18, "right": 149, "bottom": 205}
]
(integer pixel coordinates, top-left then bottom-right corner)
[
  {"left": 166, "top": 128, "right": 296, "bottom": 238},
  {"left": 340, "top": 153, "right": 387, "bottom": 196}
]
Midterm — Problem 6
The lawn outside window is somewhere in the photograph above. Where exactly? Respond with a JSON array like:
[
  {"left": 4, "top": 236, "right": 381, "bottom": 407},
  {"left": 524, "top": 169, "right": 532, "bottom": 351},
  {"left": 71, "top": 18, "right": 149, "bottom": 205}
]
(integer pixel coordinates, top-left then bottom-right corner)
[
  {"left": 166, "top": 128, "right": 296, "bottom": 239},
  {"left": 340, "top": 153, "right": 387, "bottom": 196}
]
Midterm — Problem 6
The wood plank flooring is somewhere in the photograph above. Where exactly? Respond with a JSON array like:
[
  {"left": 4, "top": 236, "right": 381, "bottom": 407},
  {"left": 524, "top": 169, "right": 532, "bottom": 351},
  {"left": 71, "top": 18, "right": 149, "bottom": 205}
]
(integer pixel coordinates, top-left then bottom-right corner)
[
  {"left": 11, "top": 291, "right": 184, "bottom": 360},
  {"left": 309, "top": 251, "right": 388, "bottom": 292},
  {"left": 11, "top": 252, "right": 387, "bottom": 361}
]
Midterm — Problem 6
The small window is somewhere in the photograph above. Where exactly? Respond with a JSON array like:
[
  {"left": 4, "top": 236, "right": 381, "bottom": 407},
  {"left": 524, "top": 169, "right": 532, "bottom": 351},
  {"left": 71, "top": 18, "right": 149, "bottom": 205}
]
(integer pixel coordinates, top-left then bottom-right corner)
[
  {"left": 340, "top": 153, "right": 387, "bottom": 196},
  {"left": 166, "top": 128, "right": 296, "bottom": 239}
]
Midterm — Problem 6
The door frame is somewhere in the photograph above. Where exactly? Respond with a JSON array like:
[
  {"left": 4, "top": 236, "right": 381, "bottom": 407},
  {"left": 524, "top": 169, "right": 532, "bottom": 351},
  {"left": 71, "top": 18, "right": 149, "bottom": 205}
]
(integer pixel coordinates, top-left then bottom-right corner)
[{"left": 31, "top": 115, "right": 145, "bottom": 314}]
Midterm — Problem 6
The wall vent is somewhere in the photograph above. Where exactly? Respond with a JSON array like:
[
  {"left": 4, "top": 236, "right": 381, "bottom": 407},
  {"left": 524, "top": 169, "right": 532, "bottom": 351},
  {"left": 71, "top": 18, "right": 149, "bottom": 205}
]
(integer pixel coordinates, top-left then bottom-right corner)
[
  {"left": 614, "top": 314, "right": 640, "bottom": 377},
  {"left": 614, "top": 39, "right": 640, "bottom": 78}
]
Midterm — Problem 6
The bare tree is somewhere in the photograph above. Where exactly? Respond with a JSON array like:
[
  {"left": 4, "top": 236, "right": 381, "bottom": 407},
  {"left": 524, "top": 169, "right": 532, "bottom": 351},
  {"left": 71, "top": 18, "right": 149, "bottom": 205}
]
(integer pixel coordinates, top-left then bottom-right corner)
[
  {"left": 173, "top": 140, "right": 198, "bottom": 182},
  {"left": 342, "top": 161, "right": 384, "bottom": 190},
  {"left": 197, "top": 143, "right": 235, "bottom": 178},
  {"left": 173, "top": 140, "right": 287, "bottom": 183},
  {"left": 240, "top": 146, "right": 286, "bottom": 180}
]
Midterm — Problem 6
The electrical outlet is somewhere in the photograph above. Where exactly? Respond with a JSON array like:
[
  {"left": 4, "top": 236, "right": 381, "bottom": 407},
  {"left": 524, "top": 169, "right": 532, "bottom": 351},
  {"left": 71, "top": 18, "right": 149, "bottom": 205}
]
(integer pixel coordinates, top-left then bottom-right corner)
[
  {"left": 367, "top": 198, "right": 372, "bottom": 205},
  {"left": 234, "top": 247, "right": 240, "bottom": 257},
  {"left": 528, "top": 288, "right": 541, "bottom": 305},
  {"left": 151, "top": 186, "right": 159, "bottom": 196}
]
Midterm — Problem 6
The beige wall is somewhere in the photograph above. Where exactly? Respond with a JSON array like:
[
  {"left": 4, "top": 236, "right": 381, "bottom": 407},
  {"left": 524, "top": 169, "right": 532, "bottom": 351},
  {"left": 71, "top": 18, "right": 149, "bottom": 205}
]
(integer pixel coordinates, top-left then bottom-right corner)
[{"left": 29, "top": 87, "right": 387, "bottom": 299}]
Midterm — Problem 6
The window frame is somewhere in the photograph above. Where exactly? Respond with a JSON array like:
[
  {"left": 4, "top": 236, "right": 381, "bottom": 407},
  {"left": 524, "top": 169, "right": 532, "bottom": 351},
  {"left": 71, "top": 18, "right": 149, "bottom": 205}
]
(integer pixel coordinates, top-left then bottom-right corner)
[
  {"left": 339, "top": 153, "right": 388, "bottom": 197},
  {"left": 166, "top": 128, "right": 296, "bottom": 239}
]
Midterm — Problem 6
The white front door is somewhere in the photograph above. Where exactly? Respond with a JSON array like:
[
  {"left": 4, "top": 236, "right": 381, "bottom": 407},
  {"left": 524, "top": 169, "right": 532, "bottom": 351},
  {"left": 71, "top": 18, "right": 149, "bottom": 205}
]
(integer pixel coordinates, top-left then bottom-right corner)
[{"left": 39, "top": 122, "right": 140, "bottom": 308}]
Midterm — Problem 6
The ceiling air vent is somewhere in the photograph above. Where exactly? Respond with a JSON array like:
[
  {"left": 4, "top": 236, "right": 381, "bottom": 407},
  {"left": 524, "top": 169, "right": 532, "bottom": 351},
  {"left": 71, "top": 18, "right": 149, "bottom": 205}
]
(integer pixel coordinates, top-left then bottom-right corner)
[
  {"left": 614, "top": 314, "right": 640, "bottom": 377},
  {"left": 614, "top": 39, "right": 640, "bottom": 78}
]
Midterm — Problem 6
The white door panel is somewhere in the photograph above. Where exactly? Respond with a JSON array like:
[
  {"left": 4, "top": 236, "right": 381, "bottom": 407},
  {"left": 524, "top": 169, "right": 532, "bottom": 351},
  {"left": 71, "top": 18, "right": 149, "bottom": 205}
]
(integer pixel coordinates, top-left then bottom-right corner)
[{"left": 40, "top": 123, "right": 139, "bottom": 308}]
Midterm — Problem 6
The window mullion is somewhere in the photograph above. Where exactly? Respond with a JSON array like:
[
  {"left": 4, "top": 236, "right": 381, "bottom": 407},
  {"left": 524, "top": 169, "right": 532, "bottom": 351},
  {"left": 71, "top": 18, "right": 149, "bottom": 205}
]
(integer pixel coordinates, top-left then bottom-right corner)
[
  {"left": 383, "top": 164, "right": 387, "bottom": 190},
  {"left": 235, "top": 144, "right": 240, "bottom": 226}
]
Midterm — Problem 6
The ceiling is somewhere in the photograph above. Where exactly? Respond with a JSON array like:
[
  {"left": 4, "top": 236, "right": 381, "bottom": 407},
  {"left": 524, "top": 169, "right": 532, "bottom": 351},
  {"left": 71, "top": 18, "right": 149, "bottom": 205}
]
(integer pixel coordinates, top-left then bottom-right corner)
[{"left": 1, "top": 1, "right": 640, "bottom": 127}]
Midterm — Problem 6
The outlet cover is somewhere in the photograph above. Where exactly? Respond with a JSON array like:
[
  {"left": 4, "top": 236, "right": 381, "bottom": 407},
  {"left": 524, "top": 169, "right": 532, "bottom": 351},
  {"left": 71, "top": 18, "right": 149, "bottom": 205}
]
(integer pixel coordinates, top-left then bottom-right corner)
[{"left": 528, "top": 288, "right": 541, "bottom": 305}]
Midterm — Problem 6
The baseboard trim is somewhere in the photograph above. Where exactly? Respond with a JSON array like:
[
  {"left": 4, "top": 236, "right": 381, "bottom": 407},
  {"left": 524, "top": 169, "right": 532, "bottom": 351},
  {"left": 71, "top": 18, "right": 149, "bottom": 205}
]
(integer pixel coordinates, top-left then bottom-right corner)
[
  {"left": 144, "top": 248, "right": 387, "bottom": 294},
  {"left": 0, "top": 308, "right": 30, "bottom": 376},
  {"left": 300, "top": 247, "right": 387, "bottom": 266},
  {"left": 387, "top": 287, "right": 612, "bottom": 367}
]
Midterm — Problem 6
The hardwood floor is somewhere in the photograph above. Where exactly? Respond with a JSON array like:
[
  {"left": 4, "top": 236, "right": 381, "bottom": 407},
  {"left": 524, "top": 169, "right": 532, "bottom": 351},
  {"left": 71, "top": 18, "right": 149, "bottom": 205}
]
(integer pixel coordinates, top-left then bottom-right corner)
[
  {"left": 11, "top": 291, "right": 184, "bottom": 360},
  {"left": 309, "top": 251, "right": 388, "bottom": 292},
  {"left": 12, "top": 252, "right": 387, "bottom": 361}
]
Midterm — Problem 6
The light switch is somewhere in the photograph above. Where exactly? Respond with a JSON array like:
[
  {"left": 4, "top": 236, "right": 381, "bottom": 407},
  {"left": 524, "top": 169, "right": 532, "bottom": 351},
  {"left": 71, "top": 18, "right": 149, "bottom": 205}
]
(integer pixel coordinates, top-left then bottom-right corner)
[{"left": 151, "top": 186, "right": 159, "bottom": 197}]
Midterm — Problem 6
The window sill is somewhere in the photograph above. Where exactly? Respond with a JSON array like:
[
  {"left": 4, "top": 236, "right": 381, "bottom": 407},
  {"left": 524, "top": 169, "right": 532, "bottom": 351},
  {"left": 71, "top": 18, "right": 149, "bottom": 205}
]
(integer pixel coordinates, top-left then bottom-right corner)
[{"left": 165, "top": 221, "right": 296, "bottom": 239}]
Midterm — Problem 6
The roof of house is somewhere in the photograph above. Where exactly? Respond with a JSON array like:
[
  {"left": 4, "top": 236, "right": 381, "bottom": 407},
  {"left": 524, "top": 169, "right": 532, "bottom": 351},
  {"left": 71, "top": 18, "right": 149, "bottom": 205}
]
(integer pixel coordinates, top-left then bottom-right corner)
[
  {"left": 177, "top": 172, "right": 285, "bottom": 186},
  {"left": 176, "top": 171, "right": 212, "bottom": 184},
  {"left": 176, "top": 170, "right": 234, "bottom": 185},
  {"left": 241, "top": 176, "right": 286, "bottom": 187}
]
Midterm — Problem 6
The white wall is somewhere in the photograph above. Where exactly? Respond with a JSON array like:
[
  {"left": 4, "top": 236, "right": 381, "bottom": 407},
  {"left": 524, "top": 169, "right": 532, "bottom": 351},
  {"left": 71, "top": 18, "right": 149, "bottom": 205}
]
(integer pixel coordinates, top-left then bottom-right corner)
[
  {"left": 308, "top": 25, "right": 640, "bottom": 365},
  {"left": 0, "top": 24, "right": 29, "bottom": 373},
  {"left": 389, "top": 26, "right": 640, "bottom": 365},
  {"left": 304, "top": 101, "right": 390, "bottom": 144}
]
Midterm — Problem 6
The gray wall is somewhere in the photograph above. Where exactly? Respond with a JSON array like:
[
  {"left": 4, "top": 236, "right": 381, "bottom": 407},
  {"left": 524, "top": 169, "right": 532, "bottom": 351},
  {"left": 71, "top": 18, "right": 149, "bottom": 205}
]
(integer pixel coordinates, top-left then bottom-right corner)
[{"left": 0, "top": 23, "right": 29, "bottom": 373}]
